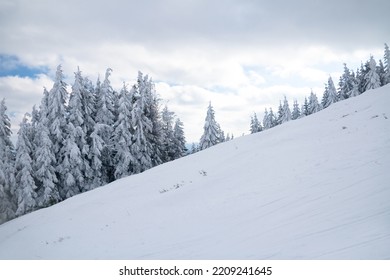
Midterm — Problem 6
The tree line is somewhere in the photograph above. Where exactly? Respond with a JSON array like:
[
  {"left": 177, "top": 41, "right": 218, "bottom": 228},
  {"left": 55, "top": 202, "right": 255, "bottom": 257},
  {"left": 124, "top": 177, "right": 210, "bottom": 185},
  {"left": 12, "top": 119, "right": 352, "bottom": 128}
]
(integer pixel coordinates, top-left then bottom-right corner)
[{"left": 0, "top": 67, "right": 187, "bottom": 224}]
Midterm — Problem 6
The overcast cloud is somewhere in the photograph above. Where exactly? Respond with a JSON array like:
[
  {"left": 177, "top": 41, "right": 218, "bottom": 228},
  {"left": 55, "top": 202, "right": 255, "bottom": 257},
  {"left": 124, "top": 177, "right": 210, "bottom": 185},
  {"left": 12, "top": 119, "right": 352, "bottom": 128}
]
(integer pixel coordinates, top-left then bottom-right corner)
[{"left": 0, "top": 0, "right": 389, "bottom": 142}]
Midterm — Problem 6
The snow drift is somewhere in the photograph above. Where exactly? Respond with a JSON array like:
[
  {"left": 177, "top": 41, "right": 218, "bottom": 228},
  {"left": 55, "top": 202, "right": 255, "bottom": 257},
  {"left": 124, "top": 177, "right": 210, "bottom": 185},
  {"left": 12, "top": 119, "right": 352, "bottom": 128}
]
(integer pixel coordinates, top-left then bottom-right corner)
[{"left": 0, "top": 85, "right": 389, "bottom": 259}]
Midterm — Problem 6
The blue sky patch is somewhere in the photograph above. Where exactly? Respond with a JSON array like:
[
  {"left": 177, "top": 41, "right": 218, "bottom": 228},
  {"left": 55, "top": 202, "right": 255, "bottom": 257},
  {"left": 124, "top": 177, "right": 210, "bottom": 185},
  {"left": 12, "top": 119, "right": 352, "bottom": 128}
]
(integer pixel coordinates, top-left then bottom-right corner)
[{"left": 0, "top": 54, "right": 48, "bottom": 78}]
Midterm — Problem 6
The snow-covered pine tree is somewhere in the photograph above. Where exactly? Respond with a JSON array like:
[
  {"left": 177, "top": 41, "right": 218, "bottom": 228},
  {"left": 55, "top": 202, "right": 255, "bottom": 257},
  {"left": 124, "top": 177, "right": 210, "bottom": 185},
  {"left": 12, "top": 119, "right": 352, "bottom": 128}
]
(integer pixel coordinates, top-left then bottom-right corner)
[
  {"left": 262, "top": 108, "right": 270, "bottom": 129},
  {"left": 291, "top": 99, "right": 301, "bottom": 120},
  {"left": 308, "top": 90, "right": 321, "bottom": 115},
  {"left": 276, "top": 101, "right": 283, "bottom": 125},
  {"left": 65, "top": 68, "right": 94, "bottom": 192},
  {"left": 47, "top": 65, "right": 68, "bottom": 163},
  {"left": 250, "top": 112, "right": 262, "bottom": 133},
  {"left": 268, "top": 108, "right": 277, "bottom": 128},
  {"left": 377, "top": 60, "right": 386, "bottom": 86},
  {"left": 338, "top": 64, "right": 355, "bottom": 100},
  {"left": 357, "top": 61, "right": 370, "bottom": 93},
  {"left": 199, "top": 102, "right": 222, "bottom": 150},
  {"left": 139, "top": 72, "right": 163, "bottom": 167},
  {"left": 301, "top": 97, "right": 309, "bottom": 117},
  {"left": 112, "top": 83, "right": 135, "bottom": 179},
  {"left": 384, "top": 43, "right": 390, "bottom": 85},
  {"left": 131, "top": 82, "right": 154, "bottom": 174},
  {"left": 161, "top": 105, "right": 176, "bottom": 162},
  {"left": 322, "top": 77, "right": 338, "bottom": 108},
  {"left": 15, "top": 114, "right": 37, "bottom": 216},
  {"left": 33, "top": 96, "right": 60, "bottom": 208},
  {"left": 0, "top": 99, "right": 16, "bottom": 224},
  {"left": 364, "top": 56, "right": 381, "bottom": 91},
  {"left": 172, "top": 118, "right": 187, "bottom": 159},
  {"left": 281, "top": 96, "right": 292, "bottom": 124},
  {"left": 94, "top": 68, "right": 116, "bottom": 183}
]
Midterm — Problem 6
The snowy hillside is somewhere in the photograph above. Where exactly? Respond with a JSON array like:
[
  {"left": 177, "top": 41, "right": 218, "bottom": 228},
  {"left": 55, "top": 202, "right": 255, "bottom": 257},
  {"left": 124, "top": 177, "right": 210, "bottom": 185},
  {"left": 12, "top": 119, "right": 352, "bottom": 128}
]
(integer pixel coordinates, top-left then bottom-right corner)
[{"left": 0, "top": 85, "right": 389, "bottom": 260}]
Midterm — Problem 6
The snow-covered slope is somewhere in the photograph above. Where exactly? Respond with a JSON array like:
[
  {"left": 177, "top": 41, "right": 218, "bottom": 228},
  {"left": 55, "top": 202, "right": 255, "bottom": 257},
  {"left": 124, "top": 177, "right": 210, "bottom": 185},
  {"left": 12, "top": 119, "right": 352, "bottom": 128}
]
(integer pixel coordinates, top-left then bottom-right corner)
[{"left": 0, "top": 85, "right": 389, "bottom": 260}]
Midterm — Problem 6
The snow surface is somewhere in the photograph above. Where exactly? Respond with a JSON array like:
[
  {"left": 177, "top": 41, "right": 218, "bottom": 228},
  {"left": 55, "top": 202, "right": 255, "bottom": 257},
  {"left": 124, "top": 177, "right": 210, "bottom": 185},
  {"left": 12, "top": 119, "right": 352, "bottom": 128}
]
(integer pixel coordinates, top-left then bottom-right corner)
[{"left": 0, "top": 85, "right": 389, "bottom": 260}]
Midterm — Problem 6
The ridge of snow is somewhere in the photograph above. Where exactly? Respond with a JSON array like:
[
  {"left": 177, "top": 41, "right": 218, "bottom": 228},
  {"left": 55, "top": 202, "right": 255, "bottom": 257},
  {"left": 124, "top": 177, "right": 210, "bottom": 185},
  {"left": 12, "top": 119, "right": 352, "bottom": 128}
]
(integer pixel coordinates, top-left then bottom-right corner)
[{"left": 0, "top": 85, "right": 389, "bottom": 259}]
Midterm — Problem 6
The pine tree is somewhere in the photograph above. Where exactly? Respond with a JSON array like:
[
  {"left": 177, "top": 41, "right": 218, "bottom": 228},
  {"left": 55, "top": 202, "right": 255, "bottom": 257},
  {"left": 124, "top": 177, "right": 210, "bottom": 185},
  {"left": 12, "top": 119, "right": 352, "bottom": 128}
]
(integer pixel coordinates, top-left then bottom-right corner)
[
  {"left": 291, "top": 99, "right": 301, "bottom": 120},
  {"left": 308, "top": 90, "right": 321, "bottom": 115},
  {"left": 172, "top": 118, "right": 187, "bottom": 159},
  {"left": 15, "top": 114, "right": 37, "bottom": 216},
  {"left": 112, "top": 83, "right": 135, "bottom": 179},
  {"left": 94, "top": 68, "right": 116, "bottom": 183},
  {"left": 131, "top": 82, "right": 154, "bottom": 174},
  {"left": 161, "top": 105, "right": 176, "bottom": 161},
  {"left": 322, "top": 77, "right": 338, "bottom": 108},
  {"left": 338, "top": 64, "right": 355, "bottom": 100},
  {"left": 301, "top": 97, "right": 309, "bottom": 117},
  {"left": 34, "top": 100, "right": 60, "bottom": 208},
  {"left": 364, "top": 56, "right": 381, "bottom": 91},
  {"left": 250, "top": 113, "right": 262, "bottom": 133},
  {"left": 0, "top": 99, "right": 16, "bottom": 224},
  {"left": 138, "top": 72, "right": 163, "bottom": 167},
  {"left": 281, "top": 96, "right": 292, "bottom": 124},
  {"left": 65, "top": 68, "right": 94, "bottom": 192},
  {"left": 268, "top": 108, "right": 277, "bottom": 128},
  {"left": 377, "top": 59, "right": 386, "bottom": 86},
  {"left": 47, "top": 65, "right": 68, "bottom": 161},
  {"left": 199, "top": 102, "right": 222, "bottom": 150},
  {"left": 262, "top": 108, "right": 270, "bottom": 129},
  {"left": 276, "top": 101, "right": 283, "bottom": 125},
  {"left": 384, "top": 43, "right": 390, "bottom": 85}
]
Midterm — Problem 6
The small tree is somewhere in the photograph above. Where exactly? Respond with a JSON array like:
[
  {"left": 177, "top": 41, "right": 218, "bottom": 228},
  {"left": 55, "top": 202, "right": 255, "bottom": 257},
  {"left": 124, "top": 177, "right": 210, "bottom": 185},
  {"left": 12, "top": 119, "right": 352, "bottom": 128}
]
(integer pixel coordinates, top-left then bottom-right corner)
[{"left": 199, "top": 102, "right": 222, "bottom": 150}]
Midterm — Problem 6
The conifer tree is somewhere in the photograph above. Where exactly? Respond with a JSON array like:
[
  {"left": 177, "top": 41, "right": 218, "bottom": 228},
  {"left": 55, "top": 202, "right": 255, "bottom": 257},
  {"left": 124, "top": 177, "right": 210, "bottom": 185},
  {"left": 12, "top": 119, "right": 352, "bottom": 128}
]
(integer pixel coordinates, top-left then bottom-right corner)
[
  {"left": 338, "top": 64, "right": 355, "bottom": 100},
  {"left": 15, "top": 114, "right": 37, "bottom": 216},
  {"left": 291, "top": 99, "right": 301, "bottom": 120},
  {"left": 161, "top": 105, "right": 176, "bottom": 161},
  {"left": 250, "top": 113, "right": 262, "bottom": 133},
  {"left": 364, "top": 56, "right": 381, "bottom": 91},
  {"left": 0, "top": 99, "right": 16, "bottom": 223},
  {"left": 172, "top": 118, "right": 187, "bottom": 159},
  {"left": 199, "top": 102, "right": 222, "bottom": 150},
  {"left": 94, "top": 68, "right": 116, "bottom": 183},
  {"left": 281, "top": 96, "right": 292, "bottom": 124},
  {"left": 384, "top": 43, "right": 390, "bottom": 85},
  {"left": 131, "top": 82, "right": 154, "bottom": 174},
  {"left": 112, "top": 83, "right": 135, "bottom": 179},
  {"left": 47, "top": 65, "right": 68, "bottom": 161},
  {"left": 301, "top": 97, "right": 309, "bottom": 117},
  {"left": 308, "top": 91, "right": 321, "bottom": 115},
  {"left": 322, "top": 77, "right": 338, "bottom": 108},
  {"left": 34, "top": 98, "right": 60, "bottom": 207}
]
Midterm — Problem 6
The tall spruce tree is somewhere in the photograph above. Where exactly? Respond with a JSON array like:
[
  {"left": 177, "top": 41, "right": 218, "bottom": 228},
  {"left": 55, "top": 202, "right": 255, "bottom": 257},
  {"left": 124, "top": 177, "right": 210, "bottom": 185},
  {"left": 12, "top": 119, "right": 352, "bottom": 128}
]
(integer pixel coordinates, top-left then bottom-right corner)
[
  {"left": 15, "top": 114, "right": 37, "bottom": 216},
  {"left": 384, "top": 43, "right": 390, "bottom": 85},
  {"left": 364, "top": 56, "right": 381, "bottom": 91},
  {"left": 291, "top": 99, "right": 301, "bottom": 120},
  {"left": 112, "top": 83, "right": 135, "bottom": 179},
  {"left": 0, "top": 99, "right": 16, "bottom": 224},
  {"left": 161, "top": 105, "right": 176, "bottom": 162},
  {"left": 199, "top": 102, "right": 222, "bottom": 150},
  {"left": 308, "top": 91, "right": 321, "bottom": 115},
  {"left": 281, "top": 96, "right": 292, "bottom": 124},
  {"left": 172, "top": 118, "right": 187, "bottom": 159},
  {"left": 250, "top": 113, "right": 262, "bottom": 133}
]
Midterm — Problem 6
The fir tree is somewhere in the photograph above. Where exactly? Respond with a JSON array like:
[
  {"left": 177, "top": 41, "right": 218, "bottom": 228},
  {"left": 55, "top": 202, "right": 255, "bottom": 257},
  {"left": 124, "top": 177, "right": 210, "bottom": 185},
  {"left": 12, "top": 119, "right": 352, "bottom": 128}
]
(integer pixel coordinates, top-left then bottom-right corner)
[
  {"left": 384, "top": 43, "right": 390, "bottom": 85},
  {"left": 131, "top": 82, "right": 154, "bottom": 174},
  {"left": 172, "top": 118, "right": 187, "bottom": 159},
  {"left": 291, "top": 99, "right": 301, "bottom": 120},
  {"left": 364, "top": 56, "right": 381, "bottom": 91},
  {"left": 161, "top": 105, "right": 176, "bottom": 161},
  {"left": 250, "top": 113, "right": 262, "bottom": 133},
  {"left": 322, "top": 77, "right": 338, "bottom": 108},
  {"left": 112, "top": 83, "right": 135, "bottom": 179},
  {"left": 15, "top": 114, "right": 37, "bottom": 216},
  {"left": 301, "top": 97, "right": 309, "bottom": 117},
  {"left": 199, "top": 102, "right": 222, "bottom": 150},
  {"left": 281, "top": 96, "right": 292, "bottom": 124},
  {"left": 0, "top": 99, "right": 16, "bottom": 223},
  {"left": 338, "top": 64, "right": 355, "bottom": 100},
  {"left": 34, "top": 102, "right": 60, "bottom": 207},
  {"left": 94, "top": 68, "right": 116, "bottom": 183},
  {"left": 47, "top": 65, "right": 68, "bottom": 161},
  {"left": 308, "top": 90, "right": 321, "bottom": 115}
]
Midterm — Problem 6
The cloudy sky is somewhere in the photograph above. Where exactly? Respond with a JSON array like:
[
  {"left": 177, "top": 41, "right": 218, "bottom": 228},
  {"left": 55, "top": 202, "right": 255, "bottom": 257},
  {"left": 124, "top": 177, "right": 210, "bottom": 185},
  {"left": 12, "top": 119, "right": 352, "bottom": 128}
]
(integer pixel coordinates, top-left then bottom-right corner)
[{"left": 0, "top": 0, "right": 389, "bottom": 143}]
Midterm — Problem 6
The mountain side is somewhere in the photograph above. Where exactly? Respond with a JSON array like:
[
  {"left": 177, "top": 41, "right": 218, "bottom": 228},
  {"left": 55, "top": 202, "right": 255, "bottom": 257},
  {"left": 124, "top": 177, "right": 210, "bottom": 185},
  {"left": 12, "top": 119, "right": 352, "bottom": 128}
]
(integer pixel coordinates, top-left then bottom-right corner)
[{"left": 0, "top": 85, "right": 389, "bottom": 259}]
